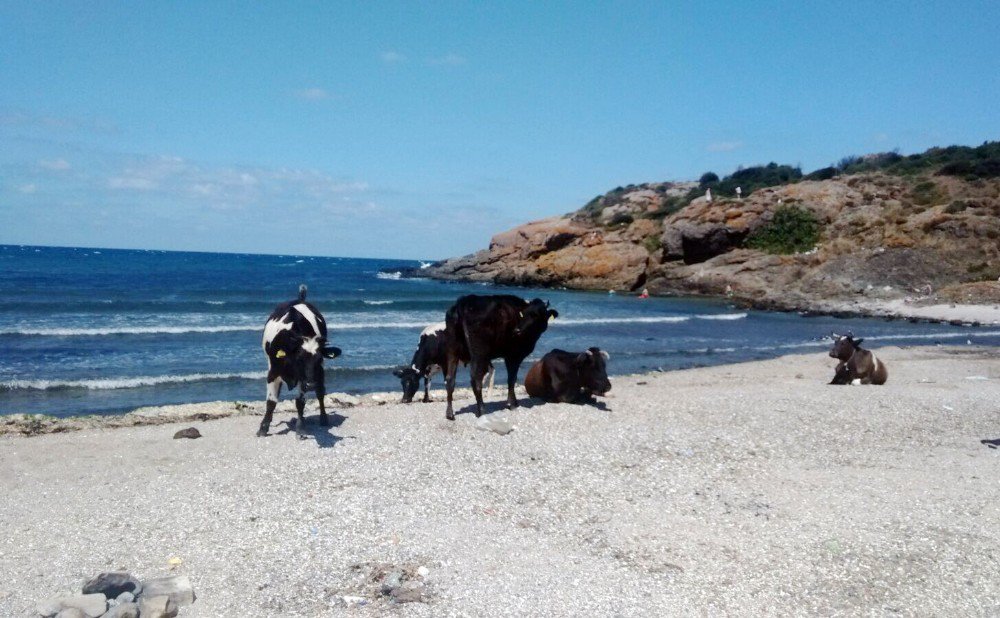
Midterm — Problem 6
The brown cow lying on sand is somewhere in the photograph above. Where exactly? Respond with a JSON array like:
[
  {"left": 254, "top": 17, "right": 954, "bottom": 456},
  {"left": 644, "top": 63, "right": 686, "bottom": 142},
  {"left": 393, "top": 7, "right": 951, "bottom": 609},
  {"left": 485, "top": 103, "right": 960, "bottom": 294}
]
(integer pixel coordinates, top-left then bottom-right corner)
[
  {"left": 828, "top": 332, "right": 888, "bottom": 385},
  {"left": 525, "top": 348, "right": 611, "bottom": 403}
]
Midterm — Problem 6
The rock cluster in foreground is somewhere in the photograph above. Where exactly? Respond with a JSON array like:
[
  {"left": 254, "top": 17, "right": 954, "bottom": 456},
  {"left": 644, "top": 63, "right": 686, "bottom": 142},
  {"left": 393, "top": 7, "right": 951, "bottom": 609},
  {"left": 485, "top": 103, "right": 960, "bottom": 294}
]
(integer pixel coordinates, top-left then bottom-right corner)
[{"left": 35, "top": 573, "right": 195, "bottom": 618}]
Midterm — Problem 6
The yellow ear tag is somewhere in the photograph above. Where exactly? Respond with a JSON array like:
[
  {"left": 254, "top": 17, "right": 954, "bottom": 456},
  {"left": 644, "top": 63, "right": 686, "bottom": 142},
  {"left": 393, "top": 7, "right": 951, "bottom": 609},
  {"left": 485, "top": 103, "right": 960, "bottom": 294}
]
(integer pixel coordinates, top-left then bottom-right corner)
[
  {"left": 548, "top": 315, "right": 555, "bottom": 323},
  {"left": 275, "top": 349, "right": 286, "bottom": 358}
]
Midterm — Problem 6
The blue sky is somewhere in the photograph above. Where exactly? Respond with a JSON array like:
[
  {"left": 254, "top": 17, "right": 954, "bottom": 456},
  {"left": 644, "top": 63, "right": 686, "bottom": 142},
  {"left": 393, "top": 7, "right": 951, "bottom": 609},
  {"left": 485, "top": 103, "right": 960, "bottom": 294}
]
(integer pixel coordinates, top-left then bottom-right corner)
[{"left": 1, "top": 1, "right": 998, "bottom": 259}]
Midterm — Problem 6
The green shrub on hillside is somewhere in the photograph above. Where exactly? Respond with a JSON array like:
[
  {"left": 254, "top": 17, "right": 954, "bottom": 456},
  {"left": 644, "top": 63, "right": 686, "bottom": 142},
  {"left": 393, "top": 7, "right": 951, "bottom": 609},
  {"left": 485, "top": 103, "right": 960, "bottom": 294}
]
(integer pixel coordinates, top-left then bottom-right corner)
[
  {"left": 746, "top": 206, "right": 821, "bottom": 254},
  {"left": 642, "top": 235, "right": 662, "bottom": 253},
  {"left": 910, "top": 180, "right": 944, "bottom": 206}
]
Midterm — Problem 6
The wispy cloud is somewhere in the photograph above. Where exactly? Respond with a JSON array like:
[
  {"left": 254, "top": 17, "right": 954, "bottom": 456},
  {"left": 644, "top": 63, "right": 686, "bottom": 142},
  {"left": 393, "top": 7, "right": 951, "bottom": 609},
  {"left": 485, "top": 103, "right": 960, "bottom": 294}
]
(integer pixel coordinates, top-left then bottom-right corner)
[
  {"left": 380, "top": 50, "right": 407, "bottom": 64},
  {"left": 294, "top": 87, "right": 332, "bottom": 101},
  {"left": 38, "top": 158, "right": 71, "bottom": 171},
  {"left": 706, "top": 140, "right": 744, "bottom": 152},
  {"left": 0, "top": 109, "right": 118, "bottom": 134},
  {"left": 427, "top": 53, "right": 467, "bottom": 66},
  {"left": 17, "top": 183, "right": 37, "bottom": 194}
]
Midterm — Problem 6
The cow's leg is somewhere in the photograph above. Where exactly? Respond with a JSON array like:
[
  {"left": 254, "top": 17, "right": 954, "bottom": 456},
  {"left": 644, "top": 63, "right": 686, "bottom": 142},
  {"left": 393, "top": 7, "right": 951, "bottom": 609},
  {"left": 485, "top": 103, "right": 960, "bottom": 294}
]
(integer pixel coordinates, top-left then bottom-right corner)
[
  {"left": 316, "top": 384, "right": 329, "bottom": 427},
  {"left": 258, "top": 378, "right": 282, "bottom": 437},
  {"left": 485, "top": 363, "right": 495, "bottom": 399},
  {"left": 504, "top": 357, "right": 521, "bottom": 409},
  {"left": 295, "top": 391, "right": 307, "bottom": 439},
  {"left": 469, "top": 358, "right": 488, "bottom": 417},
  {"left": 422, "top": 366, "right": 435, "bottom": 403},
  {"left": 444, "top": 355, "right": 459, "bottom": 421}
]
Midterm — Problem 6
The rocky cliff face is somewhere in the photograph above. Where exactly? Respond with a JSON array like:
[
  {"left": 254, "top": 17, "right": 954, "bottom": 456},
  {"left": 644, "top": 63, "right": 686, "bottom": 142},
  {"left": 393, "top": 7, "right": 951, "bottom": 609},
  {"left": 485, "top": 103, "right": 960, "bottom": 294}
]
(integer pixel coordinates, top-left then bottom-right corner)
[{"left": 420, "top": 173, "right": 1000, "bottom": 311}]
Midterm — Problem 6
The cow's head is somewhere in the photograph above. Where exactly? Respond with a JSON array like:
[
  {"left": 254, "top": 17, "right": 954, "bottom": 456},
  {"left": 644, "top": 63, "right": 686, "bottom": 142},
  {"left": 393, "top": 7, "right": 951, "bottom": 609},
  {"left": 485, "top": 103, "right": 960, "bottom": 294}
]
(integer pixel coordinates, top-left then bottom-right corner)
[
  {"left": 514, "top": 299, "right": 559, "bottom": 338},
  {"left": 393, "top": 366, "right": 422, "bottom": 403},
  {"left": 829, "top": 332, "right": 863, "bottom": 361},
  {"left": 281, "top": 335, "right": 339, "bottom": 392},
  {"left": 576, "top": 347, "right": 612, "bottom": 396}
]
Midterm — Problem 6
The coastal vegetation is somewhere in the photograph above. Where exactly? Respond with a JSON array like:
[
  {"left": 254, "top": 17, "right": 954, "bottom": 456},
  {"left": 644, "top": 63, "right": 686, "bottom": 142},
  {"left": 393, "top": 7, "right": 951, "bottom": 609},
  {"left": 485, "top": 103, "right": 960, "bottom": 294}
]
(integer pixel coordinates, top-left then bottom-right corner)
[{"left": 746, "top": 206, "right": 821, "bottom": 254}]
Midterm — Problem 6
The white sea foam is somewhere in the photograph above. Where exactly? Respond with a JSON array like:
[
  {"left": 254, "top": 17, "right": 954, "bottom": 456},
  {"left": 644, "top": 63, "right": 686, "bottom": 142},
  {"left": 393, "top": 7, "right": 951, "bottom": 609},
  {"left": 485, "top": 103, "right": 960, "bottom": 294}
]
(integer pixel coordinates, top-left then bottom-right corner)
[
  {"left": 363, "top": 300, "right": 394, "bottom": 305},
  {"left": 204, "top": 301, "right": 226, "bottom": 305},
  {"left": 2, "top": 371, "right": 267, "bottom": 391},
  {"left": 376, "top": 271, "right": 402, "bottom": 280},
  {"left": 554, "top": 313, "right": 746, "bottom": 325}
]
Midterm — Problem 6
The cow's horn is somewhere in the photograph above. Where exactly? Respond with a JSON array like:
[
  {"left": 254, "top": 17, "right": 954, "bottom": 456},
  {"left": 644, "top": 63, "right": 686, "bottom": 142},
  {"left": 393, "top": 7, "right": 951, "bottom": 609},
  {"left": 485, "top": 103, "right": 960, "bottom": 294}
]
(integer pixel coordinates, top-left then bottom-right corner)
[
  {"left": 600, "top": 350, "right": 610, "bottom": 360},
  {"left": 298, "top": 284, "right": 308, "bottom": 301}
]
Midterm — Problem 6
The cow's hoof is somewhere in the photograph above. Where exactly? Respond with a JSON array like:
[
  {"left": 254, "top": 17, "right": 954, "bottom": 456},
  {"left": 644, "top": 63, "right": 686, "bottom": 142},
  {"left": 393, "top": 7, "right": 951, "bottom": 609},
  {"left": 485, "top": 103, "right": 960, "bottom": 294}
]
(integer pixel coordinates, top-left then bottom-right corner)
[
  {"left": 507, "top": 401, "right": 520, "bottom": 410},
  {"left": 445, "top": 411, "right": 455, "bottom": 421},
  {"left": 297, "top": 432, "right": 307, "bottom": 440}
]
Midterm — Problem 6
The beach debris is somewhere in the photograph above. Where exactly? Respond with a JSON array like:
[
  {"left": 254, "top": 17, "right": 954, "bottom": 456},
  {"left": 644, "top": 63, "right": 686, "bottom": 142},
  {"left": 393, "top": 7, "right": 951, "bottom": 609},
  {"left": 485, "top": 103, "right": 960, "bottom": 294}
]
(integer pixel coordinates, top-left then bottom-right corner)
[
  {"left": 172, "top": 427, "right": 201, "bottom": 439},
  {"left": 142, "top": 575, "right": 195, "bottom": 607},
  {"left": 965, "top": 375, "right": 989, "bottom": 381},
  {"left": 417, "top": 566, "right": 430, "bottom": 578},
  {"left": 36, "top": 594, "right": 107, "bottom": 618},
  {"left": 475, "top": 415, "right": 514, "bottom": 435},
  {"left": 139, "top": 595, "right": 177, "bottom": 618},
  {"left": 327, "top": 392, "right": 360, "bottom": 407},
  {"left": 82, "top": 572, "right": 141, "bottom": 599},
  {"left": 339, "top": 595, "right": 367, "bottom": 607},
  {"left": 167, "top": 557, "right": 183, "bottom": 568}
]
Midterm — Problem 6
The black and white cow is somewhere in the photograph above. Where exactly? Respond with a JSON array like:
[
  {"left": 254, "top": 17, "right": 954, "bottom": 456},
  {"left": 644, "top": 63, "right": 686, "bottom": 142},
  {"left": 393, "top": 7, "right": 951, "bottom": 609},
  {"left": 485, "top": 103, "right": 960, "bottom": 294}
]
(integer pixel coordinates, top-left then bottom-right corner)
[
  {"left": 259, "top": 285, "right": 341, "bottom": 438},
  {"left": 393, "top": 322, "right": 494, "bottom": 403},
  {"left": 444, "top": 294, "right": 558, "bottom": 420}
]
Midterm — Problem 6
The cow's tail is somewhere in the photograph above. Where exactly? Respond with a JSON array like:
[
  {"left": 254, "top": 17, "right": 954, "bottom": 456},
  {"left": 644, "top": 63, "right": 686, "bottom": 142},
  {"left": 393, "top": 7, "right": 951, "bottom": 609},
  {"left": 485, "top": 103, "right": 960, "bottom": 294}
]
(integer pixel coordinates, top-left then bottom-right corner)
[
  {"left": 298, "top": 284, "right": 308, "bottom": 301},
  {"left": 445, "top": 303, "right": 469, "bottom": 361}
]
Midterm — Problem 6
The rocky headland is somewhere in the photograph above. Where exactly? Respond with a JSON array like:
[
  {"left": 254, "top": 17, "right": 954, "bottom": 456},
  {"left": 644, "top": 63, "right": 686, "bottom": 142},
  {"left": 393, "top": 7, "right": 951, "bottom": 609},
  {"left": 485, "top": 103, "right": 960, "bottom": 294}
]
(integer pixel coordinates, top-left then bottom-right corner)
[{"left": 415, "top": 143, "right": 1000, "bottom": 322}]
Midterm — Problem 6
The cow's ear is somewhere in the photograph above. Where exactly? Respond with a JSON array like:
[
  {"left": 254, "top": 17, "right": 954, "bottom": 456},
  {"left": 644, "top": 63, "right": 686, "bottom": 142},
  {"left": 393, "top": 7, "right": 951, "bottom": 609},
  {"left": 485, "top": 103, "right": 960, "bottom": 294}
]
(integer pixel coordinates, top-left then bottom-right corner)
[
  {"left": 322, "top": 345, "right": 342, "bottom": 359},
  {"left": 853, "top": 338, "right": 864, "bottom": 347},
  {"left": 830, "top": 332, "right": 839, "bottom": 340},
  {"left": 575, "top": 352, "right": 590, "bottom": 366},
  {"left": 548, "top": 309, "right": 559, "bottom": 320}
]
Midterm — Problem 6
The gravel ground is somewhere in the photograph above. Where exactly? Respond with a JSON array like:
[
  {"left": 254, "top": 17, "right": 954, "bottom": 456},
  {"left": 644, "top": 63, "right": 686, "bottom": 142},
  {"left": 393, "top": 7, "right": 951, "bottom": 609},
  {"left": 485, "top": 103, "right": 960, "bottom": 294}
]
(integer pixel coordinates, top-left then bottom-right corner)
[{"left": 2, "top": 346, "right": 1000, "bottom": 616}]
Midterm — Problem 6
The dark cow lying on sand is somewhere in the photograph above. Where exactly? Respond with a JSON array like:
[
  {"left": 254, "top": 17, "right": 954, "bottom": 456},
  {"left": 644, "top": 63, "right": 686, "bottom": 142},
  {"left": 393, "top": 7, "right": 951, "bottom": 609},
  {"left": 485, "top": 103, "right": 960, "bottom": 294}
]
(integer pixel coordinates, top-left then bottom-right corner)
[
  {"left": 260, "top": 285, "right": 342, "bottom": 438},
  {"left": 444, "top": 294, "right": 558, "bottom": 420},
  {"left": 828, "top": 332, "right": 887, "bottom": 385},
  {"left": 525, "top": 348, "right": 611, "bottom": 404},
  {"left": 393, "top": 321, "right": 494, "bottom": 403}
]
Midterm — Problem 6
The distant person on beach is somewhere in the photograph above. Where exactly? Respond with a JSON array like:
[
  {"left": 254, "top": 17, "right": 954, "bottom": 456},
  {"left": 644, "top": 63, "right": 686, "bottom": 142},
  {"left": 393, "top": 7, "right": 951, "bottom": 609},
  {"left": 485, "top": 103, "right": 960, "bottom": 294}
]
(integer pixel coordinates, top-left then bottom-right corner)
[
  {"left": 736, "top": 186, "right": 742, "bottom": 200},
  {"left": 705, "top": 188, "right": 712, "bottom": 203},
  {"left": 639, "top": 288, "right": 649, "bottom": 299}
]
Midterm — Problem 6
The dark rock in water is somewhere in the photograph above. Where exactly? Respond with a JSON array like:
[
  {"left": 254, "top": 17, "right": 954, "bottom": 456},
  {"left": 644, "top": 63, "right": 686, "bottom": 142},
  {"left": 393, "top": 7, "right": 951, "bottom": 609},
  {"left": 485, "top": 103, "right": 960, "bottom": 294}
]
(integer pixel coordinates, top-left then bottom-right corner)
[
  {"left": 173, "top": 427, "right": 202, "bottom": 439},
  {"left": 141, "top": 575, "right": 195, "bottom": 606},
  {"left": 82, "top": 572, "right": 141, "bottom": 599}
]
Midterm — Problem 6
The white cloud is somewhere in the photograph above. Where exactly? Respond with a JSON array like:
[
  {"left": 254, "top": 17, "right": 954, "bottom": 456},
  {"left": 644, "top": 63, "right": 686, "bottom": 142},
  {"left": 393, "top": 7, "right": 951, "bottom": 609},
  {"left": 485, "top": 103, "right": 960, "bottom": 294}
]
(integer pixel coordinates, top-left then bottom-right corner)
[
  {"left": 38, "top": 158, "right": 71, "bottom": 171},
  {"left": 18, "top": 183, "right": 37, "bottom": 194},
  {"left": 706, "top": 140, "right": 744, "bottom": 152},
  {"left": 427, "top": 53, "right": 467, "bottom": 66},
  {"left": 294, "top": 87, "right": 331, "bottom": 101},
  {"left": 380, "top": 50, "right": 407, "bottom": 64}
]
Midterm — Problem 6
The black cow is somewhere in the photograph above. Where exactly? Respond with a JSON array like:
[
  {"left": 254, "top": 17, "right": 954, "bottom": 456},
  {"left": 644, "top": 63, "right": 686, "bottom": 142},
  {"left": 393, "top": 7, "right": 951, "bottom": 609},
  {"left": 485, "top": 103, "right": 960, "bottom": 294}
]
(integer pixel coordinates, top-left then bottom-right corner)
[
  {"left": 444, "top": 294, "right": 558, "bottom": 420},
  {"left": 828, "top": 332, "right": 888, "bottom": 385},
  {"left": 393, "top": 321, "right": 494, "bottom": 403},
  {"left": 259, "top": 285, "right": 341, "bottom": 438},
  {"left": 524, "top": 348, "right": 611, "bottom": 403}
]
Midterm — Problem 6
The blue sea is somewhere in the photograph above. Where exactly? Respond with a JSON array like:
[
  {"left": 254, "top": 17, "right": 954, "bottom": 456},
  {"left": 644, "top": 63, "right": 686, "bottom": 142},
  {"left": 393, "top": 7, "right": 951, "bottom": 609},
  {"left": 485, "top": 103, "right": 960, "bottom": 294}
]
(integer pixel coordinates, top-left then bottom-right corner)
[{"left": 2, "top": 244, "right": 999, "bottom": 417}]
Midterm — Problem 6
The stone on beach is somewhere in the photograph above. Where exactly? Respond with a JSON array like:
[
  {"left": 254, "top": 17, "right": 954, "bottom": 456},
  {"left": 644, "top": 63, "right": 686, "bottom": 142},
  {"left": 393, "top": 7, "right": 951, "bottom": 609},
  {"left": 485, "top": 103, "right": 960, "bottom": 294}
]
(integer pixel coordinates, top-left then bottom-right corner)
[
  {"left": 140, "top": 575, "right": 195, "bottom": 607},
  {"left": 475, "top": 414, "right": 514, "bottom": 435},
  {"left": 172, "top": 427, "right": 201, "bottom": 439},
  {"left": 101, "top": 603, "right": 139, "bottom": 618},
  {"left": 81, "top": 572, "right": 141, "bottom": 599},
  {"left": 139, "top": 595, "right": 177, "bottom": 618},
  {"left": 36, "top": 594, "right": 106, "bottom": 618}
]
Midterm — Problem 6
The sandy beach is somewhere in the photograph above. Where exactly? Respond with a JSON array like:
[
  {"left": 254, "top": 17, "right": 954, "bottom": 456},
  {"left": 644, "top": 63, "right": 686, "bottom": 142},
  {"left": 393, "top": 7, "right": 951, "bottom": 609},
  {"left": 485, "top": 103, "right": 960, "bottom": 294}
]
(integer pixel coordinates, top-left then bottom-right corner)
[{"left": 2, "top": 345, "right": 1000, "bottom": 616}]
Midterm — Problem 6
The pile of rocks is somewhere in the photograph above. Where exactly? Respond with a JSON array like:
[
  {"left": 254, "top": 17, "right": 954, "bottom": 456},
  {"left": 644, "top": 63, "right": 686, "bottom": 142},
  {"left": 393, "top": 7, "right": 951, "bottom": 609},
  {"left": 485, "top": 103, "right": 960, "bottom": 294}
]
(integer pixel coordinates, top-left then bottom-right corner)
[{"left": 35, "top": 572, "right": 195, "bottom": 618}]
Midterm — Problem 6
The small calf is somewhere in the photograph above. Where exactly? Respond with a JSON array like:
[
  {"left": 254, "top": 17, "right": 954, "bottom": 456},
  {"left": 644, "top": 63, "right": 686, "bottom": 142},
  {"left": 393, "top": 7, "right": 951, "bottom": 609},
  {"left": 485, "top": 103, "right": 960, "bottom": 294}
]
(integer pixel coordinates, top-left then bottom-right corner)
[
  {"left": 828, "top": 332, "right": 887, "bottom": 385},
  {"left": 394, "top": 322, "right": 494, "bottom": 403},
  {"left": 525, "top": 347, "right": 611, "bottom": 403}
]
